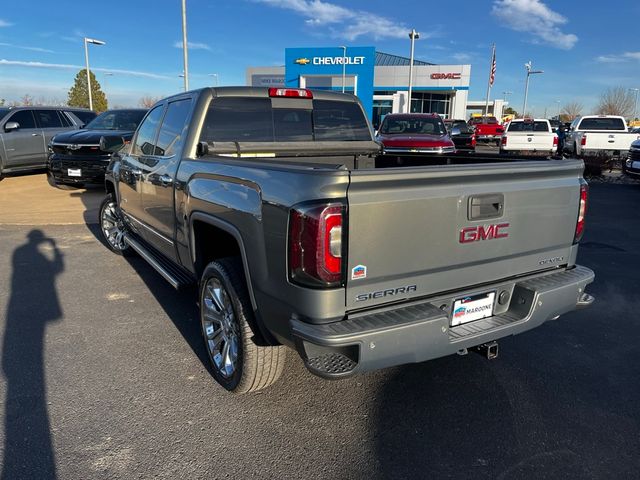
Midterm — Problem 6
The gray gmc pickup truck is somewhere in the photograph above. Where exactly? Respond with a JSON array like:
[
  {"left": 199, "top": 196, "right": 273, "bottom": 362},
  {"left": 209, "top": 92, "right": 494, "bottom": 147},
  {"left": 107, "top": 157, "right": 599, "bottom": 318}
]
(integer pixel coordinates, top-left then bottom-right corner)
[{"left": 98, "top": 87, "right": 594, "bottom": 393}]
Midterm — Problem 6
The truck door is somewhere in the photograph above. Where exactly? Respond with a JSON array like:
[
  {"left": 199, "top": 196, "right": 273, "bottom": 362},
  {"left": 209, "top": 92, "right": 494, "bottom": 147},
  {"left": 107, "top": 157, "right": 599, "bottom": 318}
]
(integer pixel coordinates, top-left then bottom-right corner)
[
  {"left": 1, "top": 110, "right": 44, "bottom": 170},
  {"left": 137, "top": 97, "right": 192, "bottom": 261},
  {"left": 118, "top": 105, "right": 165, "bottom": 233}
]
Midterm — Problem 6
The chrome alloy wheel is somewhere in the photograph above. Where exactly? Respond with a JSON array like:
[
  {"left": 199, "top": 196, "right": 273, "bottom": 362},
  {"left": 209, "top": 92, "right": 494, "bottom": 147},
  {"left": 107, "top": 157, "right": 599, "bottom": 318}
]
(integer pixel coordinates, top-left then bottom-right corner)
[
  {"left": 101, "top": 201, "right": 128, "bottom": 251},
  {"left": 201, "top": 278, "right": 239, "bottom": 378}
]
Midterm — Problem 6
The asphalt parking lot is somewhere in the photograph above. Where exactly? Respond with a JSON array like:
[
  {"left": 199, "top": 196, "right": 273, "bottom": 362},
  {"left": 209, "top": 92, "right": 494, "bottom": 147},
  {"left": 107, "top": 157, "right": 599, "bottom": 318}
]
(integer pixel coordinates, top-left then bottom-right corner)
[{"left": 1, "top": 173, "right": 639, "bottom": 479}]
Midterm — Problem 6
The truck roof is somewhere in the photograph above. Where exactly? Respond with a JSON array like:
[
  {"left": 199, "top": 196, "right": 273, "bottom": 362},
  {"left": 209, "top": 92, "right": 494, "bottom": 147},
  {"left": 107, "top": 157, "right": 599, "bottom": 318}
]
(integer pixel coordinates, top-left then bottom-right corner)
[{"left": 162, "top": 86, "right": 360, "bottom": 103}]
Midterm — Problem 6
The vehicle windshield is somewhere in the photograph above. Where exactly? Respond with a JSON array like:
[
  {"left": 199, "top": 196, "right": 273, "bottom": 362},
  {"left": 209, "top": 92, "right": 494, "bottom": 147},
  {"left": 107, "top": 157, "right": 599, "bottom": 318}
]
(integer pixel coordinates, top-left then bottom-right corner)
[
  {"left": 507, "top": 121, "right": 550, "bottom": 132},
  {"left": 0, "top": 108, "right": 10, "bottom": 121},
  {"left": 380, "top": 116, "right": 446, "bottom": 135},
  {"left": 578, "top": 117, "right": 626, "bottom": 131},
  {"left": 85, "top": 110, "right": 146, "bottom": 131}
]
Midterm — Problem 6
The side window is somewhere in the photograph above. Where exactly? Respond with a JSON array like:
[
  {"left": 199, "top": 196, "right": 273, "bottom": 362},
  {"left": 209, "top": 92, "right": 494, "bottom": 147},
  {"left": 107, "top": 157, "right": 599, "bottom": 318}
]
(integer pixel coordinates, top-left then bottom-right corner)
[
  {"left": 7, "top": 110, "right": 37, "bottom": 129},
  {"left": 57, "top": 111, "right": 73, "bottom": 127},
  {"left": 35, "top": 110, "right": 64, "bottom": 128},
  {"left": 133, "top": 106, "right": 164, "bottom": 156},
  {"left": 155, "top": 99, "right": 191, "bottom": 156}
]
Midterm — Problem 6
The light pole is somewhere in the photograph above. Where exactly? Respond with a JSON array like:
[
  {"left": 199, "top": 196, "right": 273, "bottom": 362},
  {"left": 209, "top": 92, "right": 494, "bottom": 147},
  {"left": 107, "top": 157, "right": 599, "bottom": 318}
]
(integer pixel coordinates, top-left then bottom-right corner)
[
  {"left": 502, "top": 91, "right": 512, "bottom": 102},
  {"left": 181, "top": 0, "right": 189, "bottom": 91},
  {"left": 340, "top": 46, "right": 346, "bottom": 93},
  {"left": 84, "top": 37, "right": 105, "bottom": 111},
  {"left": 407, "top": 29, "right": 420, "bottom": 113},
  {"left": 629, "top": 88, "right": 639, "bottom": 121},
  {"left": 522, "top": 61, "right": 543, "bottom": 117},
  {"left": 556, "top": 100, "right": 561, "bottom": 120},
  {"left": 208, "top": 73, "right": 218, "bottom": 87}
]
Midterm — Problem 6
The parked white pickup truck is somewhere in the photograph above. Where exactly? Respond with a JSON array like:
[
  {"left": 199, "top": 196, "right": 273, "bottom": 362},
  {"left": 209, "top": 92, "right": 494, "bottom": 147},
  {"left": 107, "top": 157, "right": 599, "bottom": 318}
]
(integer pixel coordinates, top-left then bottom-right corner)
[
  {"left": 500, "top": 118, "right": 557, "bottom": 156},
  {"left": 564, "top": 115, "right": 640, "bottom": 173}
]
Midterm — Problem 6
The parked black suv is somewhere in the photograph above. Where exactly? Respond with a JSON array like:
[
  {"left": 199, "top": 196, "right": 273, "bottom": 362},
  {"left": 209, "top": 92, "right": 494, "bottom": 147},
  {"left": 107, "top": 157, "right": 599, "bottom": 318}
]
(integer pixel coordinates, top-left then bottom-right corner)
[{"left": 47, "top": 108, "right": 147, "bottom": 188}]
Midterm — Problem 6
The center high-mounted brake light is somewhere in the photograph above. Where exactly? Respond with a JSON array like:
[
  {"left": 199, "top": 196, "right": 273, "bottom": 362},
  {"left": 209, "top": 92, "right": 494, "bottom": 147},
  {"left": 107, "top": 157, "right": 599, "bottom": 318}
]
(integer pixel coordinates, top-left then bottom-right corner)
[
  {"left": 288, "top": 203, "right": 344, "bottom": 287},
  {"left": 574, "top": 182, "right": 588, "bottom": 243},
  {"left": 269, "top": 88, "right": 313, "bottom": 99}
]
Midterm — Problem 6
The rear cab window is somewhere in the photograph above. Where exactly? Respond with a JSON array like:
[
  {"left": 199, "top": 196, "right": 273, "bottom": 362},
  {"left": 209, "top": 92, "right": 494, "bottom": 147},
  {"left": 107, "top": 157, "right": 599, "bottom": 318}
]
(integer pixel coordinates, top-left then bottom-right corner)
[
  {"left": 199, "top": 97, "right": 371, "bottom": 143},
  {"left": 507, "top": 121, "right": 550, "bottom": 132},
  {"left": 577, "top": 117, "right": 626, "bottom": 130}
]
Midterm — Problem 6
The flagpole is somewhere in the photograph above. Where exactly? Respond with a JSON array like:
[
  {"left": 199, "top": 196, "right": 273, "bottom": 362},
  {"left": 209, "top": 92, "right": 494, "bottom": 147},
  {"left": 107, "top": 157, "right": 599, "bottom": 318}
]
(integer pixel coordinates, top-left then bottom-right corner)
[{"left": 484, "top": 44, "right": 495, "bottom": 117}]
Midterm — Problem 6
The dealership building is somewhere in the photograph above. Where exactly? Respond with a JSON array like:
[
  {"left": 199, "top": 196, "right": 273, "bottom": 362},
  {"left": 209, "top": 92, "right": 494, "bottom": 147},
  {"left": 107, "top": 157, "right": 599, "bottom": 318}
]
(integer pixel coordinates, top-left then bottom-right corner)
[{"left": 246, "top": 46, "right": 472, "bottom": 128}]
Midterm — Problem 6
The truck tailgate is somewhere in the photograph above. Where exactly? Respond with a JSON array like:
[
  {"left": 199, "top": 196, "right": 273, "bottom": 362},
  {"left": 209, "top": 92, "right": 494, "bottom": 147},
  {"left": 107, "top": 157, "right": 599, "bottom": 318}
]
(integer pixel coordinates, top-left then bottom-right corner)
[
  {"left": 583, "top": 132, "right": 640, "bottom": 150},
  {"left": 345, "top": 160, "right": 583, "bottom": 310},
  {"left": 505, "top": 132, "right": 554, "bottom": 151}
]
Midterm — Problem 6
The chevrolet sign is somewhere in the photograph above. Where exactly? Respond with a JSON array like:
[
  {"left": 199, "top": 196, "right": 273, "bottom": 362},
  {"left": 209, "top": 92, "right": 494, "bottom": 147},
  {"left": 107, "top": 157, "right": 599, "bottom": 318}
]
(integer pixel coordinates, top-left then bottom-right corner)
[{"left": 294, "top": 58, "right": 311, "bottom": 65}]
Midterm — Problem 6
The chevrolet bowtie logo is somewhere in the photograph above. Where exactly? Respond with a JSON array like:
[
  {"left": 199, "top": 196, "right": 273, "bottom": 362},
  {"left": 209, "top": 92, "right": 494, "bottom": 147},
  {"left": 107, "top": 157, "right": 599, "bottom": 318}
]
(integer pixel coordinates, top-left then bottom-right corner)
[{"left": 294, "top": 57, "right": 310, "bottom": 65}]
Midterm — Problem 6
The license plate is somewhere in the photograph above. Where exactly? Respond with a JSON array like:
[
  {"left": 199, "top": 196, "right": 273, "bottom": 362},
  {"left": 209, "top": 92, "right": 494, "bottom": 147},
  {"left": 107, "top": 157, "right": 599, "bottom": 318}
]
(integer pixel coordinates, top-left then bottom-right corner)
[
  {"left": 67, "top": 168, "right": 82, "bottom": 177},
  {"left": 633, "top": 161, "right": 640, "bottom": 170},
  {"left": 451, "top": 291, "right": 495, "bottom": 326}
]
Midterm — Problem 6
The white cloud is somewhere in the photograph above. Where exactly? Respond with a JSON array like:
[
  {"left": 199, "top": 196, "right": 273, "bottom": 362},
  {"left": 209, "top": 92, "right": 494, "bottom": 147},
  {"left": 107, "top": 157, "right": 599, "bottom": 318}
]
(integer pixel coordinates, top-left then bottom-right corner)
[
  {"left": 492, "top": 0, "right": 577, "bottom": 50},
  {"left": 0, "top": 59, "right": 173, "bottom": 80},
  {"left": 452, "top": 53, "right": 472, "bottom": 62},
  {"left": 173, "top": 41, "right": 211, "bottom": 51},
  {"left": 596, "top": 52, "right": 640, "bottom": 63},
  {"left": 0, "top": 19, "right": 12, "bottom": 27},
  {"left": 254, "top": 0, "right": 412, "bottom": 40},
  {"left": 0, "top": 42, "right": 55, "bottom": 54}
]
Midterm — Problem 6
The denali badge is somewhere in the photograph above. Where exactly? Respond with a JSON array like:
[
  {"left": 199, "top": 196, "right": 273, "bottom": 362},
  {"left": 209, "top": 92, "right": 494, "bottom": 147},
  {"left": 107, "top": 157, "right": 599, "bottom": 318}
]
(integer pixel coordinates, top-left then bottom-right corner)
[
  {"left": 356, "top": 285, "right": 417, "bottom": 302},
  {"left": 459, "top": 223, "right": 510, "bottom": 243}
]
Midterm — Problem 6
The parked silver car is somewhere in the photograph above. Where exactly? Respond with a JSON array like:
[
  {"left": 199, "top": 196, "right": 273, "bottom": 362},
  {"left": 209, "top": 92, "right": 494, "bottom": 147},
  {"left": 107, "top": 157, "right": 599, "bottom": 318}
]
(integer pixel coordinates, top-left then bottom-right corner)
[{"left": 0, "top": 106, "right": 96, "bottom": 177}]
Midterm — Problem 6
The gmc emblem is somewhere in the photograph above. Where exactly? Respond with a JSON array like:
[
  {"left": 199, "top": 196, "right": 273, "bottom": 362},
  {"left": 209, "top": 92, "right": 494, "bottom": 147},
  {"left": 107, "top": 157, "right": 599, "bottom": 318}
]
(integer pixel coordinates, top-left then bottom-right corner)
[
  {"left": 459, "top": 223, "right": 510, "bottom": 243},
  {"left": 430, "top": 73, "right": 461, "bottom": 80}
]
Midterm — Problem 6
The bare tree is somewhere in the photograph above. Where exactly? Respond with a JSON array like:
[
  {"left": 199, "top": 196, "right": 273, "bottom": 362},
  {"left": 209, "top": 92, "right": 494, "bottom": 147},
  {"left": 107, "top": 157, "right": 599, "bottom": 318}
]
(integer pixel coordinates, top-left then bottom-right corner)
[
  {"left": 138, "top": 96, "right": 161, "bottom": 108},
  {"left": 20, "top": 94, "right": 34, "bottom": 106},
  {"left": 596, "top": 87, "right": 634, "bottom": 117},
  {"left": 561, "top": 101, "right": 584, "bottom": 120}
]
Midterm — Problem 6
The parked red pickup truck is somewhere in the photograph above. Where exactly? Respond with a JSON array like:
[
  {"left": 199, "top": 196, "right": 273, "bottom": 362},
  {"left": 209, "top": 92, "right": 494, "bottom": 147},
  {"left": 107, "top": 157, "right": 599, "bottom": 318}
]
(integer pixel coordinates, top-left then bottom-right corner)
[{"left": 468, "top": 116, "right": 504, "bottom": 146}]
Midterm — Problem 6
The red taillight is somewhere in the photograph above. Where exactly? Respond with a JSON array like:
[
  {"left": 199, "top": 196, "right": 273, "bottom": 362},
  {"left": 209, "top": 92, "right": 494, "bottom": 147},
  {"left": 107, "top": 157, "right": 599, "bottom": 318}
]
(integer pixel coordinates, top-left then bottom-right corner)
[
  {"left": 553, "top": 135, "right": 558, "bottom": 146},
  {"left": 581, "top": 135, "right": 587, "bottom": 146},
  {"left": 471, "top": 134, "right": 477, "bottom": 147},
  {"left": 574, "top": 182, "right": 588, "bottom": 243},
  {"left": 501, "top": 136, "right": 507, "bottom": 146},
  {"left": 289, "top": 203, "right": 344, "bottom": 287},
  {"left": 269, "top": 88, "right": 313, "bottom": 98}
]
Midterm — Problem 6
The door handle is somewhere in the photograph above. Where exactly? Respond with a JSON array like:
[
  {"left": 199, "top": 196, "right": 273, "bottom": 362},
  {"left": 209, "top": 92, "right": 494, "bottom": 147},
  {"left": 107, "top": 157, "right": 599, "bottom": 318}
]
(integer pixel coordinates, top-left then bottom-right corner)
[{"left": 159, "top": 174, "right": 173, "bottom": 186}]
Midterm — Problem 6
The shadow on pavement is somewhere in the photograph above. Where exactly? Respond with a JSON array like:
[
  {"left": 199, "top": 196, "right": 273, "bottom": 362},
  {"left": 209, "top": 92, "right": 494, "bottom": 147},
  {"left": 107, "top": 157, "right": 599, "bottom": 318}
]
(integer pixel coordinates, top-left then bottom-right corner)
[
  {"left": 2, "top": 229, "right": 64, "bottom": 480},
  {"left": 122, "top": 256, "right": 209, "bottom": 372}
]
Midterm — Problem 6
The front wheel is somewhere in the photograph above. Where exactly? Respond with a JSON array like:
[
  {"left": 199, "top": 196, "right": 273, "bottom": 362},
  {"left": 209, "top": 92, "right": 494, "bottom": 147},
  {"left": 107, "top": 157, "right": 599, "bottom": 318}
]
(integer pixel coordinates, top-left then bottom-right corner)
[
  {"left": 98, "top": 193, "right": 132, "bottom": 256},
  {"left": 199, "top": 258, "right": 285, "bottom": 393}
]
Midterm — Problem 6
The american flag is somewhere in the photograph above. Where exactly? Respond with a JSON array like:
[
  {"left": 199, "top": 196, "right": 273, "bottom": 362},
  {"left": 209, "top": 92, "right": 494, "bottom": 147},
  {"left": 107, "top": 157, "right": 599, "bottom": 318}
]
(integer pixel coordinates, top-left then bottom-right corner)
[{"left": 489, "top": 45, "right": 496, "bottom": 86}]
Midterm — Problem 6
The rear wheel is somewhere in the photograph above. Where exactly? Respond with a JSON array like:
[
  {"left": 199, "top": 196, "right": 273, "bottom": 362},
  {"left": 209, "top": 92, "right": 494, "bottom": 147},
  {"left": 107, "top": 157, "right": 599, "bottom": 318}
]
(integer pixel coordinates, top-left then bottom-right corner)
[
  {"left": 99, "top": 193, "right": 132, "bottom": 256},
  {"left": 199, "top": 258, "right": 285, "bottom": 393}
]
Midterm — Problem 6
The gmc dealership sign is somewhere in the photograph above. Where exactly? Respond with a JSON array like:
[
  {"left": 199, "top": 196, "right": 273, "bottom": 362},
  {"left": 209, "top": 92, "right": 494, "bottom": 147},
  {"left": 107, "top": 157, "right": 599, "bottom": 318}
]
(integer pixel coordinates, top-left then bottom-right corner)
[{"left": 430, "top": 72, "right": 461, "bottom": 80}]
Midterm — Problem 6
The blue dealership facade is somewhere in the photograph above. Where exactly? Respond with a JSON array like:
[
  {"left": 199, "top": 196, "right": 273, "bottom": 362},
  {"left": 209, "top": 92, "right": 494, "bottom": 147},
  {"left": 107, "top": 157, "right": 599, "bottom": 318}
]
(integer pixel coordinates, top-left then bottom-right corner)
[{"left": 247, "top": 46, "right": 472, "bottom": 127}]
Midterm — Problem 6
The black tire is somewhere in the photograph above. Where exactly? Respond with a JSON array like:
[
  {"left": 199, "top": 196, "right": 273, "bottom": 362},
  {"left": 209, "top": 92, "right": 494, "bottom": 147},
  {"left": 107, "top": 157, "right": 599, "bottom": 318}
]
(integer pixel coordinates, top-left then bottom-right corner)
[
  {"left": 98, "top": 193, "right": 133, "bottom": 256},
  {"left": 199, "top": 258, "right": 285, "bottom": 393}
]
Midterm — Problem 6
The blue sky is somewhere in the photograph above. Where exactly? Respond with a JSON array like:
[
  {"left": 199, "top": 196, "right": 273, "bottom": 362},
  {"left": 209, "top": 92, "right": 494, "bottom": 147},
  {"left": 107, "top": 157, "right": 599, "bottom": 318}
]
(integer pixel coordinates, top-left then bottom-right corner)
[{"left": 1, "top": 0, "right": 639, "bottom": 116}]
